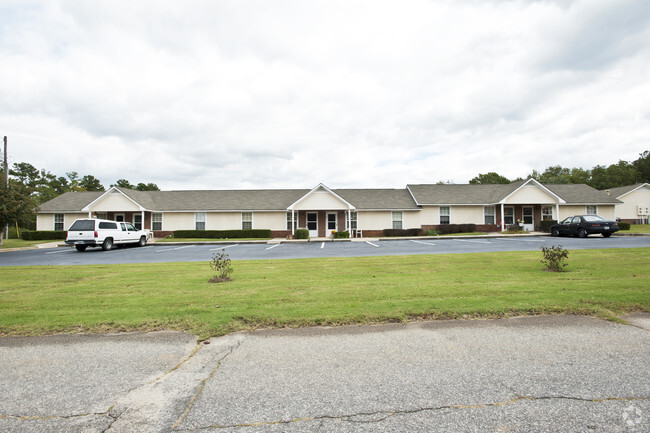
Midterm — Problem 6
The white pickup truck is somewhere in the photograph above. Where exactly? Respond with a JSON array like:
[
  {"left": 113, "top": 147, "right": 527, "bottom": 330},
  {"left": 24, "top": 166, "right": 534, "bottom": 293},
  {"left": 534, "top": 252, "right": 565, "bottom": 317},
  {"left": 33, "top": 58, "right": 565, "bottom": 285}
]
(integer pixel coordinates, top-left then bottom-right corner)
[{"left": 66, "top": 218, "right": 148, "bottom": 252}]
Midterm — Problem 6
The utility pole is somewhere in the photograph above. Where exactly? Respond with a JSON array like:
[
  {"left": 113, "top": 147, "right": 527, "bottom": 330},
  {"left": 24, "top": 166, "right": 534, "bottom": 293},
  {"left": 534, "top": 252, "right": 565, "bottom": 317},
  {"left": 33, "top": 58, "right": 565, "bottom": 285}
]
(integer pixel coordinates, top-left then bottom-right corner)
[{"left": 4, "top": 136, "right": 8, "bottom": 240}]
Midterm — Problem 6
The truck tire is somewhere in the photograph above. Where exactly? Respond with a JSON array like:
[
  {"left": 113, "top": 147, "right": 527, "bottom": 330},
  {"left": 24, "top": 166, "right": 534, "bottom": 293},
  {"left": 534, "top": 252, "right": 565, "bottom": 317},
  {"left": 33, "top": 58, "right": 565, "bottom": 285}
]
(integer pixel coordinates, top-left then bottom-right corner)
[
  {"left": 138, "top": 236, "right": 147, "bottom": 247},
  {"left": 75, "top": 245, "right": 87, "bottom": 252},
  {"left": 102, "top": 238, "right": 113, "bottom": 251}
]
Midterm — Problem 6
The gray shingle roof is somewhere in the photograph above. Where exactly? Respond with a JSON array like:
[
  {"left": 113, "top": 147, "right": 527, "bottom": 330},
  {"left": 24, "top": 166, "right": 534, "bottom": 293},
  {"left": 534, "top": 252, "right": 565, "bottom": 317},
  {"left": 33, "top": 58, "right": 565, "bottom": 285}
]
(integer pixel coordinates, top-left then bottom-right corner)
[
  {"left": 605, "top": 183, "right": 649, "bottom": 199},
  {"left": 37, "top": 181, "right": 621, "bottom": 213}
]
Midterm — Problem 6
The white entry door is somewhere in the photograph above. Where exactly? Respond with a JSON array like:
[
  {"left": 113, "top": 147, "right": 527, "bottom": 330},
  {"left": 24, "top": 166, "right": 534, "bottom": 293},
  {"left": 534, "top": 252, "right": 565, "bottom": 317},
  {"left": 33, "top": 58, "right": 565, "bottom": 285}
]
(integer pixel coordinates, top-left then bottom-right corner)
[
  {"left": 522, "top": 206, "right": 534, "bottom": 231},
  {"left": 307, "top": 212, "right": 318, "bottom": 238},
  {"left": 326, "top": 213, "right": 337, "bottom": 235}
]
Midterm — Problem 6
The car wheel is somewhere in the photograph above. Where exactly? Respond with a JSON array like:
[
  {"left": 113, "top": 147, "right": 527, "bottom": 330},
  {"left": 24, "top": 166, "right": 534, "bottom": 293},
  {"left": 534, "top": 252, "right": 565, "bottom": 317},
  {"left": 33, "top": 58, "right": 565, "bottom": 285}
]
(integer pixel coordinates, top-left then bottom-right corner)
[
  {"left": 75, "top": 245, "right": 87, "bottom": 252},
  {"left": 102, "top": 238, "right": 113, "bottom": 251},
  {"left": 551, "top": 228, "right": 560, "bottom": 237},
  {"left": 138, "top": 236, "right": 147, "bottom": 247},
  {"left": 577, "top": 228, "right": 588, "bottom": 238},
  {"left": 602, "top": 232, "right": 612, "bottom": 238}
]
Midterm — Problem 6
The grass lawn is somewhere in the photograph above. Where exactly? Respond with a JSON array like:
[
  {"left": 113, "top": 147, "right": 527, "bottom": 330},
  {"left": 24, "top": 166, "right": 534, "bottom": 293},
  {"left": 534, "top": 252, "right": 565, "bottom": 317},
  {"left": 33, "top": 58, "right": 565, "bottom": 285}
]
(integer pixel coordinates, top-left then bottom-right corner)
[
  {"left": 625, "top": 224, "right": 650, "bottom": 234},
  {"left": 0, "top": 239, "right": 54, "bottom": 249},
  {"left": 1, "top": 248, "right": 648, "bottom": 339}
]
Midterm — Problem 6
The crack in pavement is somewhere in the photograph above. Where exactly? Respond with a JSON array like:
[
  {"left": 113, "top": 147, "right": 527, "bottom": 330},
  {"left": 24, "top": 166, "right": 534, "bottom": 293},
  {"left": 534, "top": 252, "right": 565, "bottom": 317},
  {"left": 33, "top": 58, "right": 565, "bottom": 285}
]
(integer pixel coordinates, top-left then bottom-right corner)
[
  {"left": 180, "top": 395, "right": 650, "bottom": 430},
  {"left": 171, "top": 339, "right": 244, "bottom": 430}
]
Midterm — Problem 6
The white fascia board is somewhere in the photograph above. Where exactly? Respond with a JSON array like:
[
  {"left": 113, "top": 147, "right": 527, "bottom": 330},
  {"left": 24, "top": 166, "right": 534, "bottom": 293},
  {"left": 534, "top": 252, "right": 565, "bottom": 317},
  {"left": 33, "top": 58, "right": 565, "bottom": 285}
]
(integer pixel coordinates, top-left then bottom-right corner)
[
  {"left": 154, "top": 209, "right": 288, "bottom": 213},
  {"left": 405, "top": 186, "right": 421, "bottom": 206},
  {"left": 499, "top": 178, "right": 566, "bottom": 204},
  {"left": 615, "top": 183, "right": 650, "bottom": 199},
  {"left": 358, "top": 208, "right": 421, "bottom": 212},
  {"left": 81, "top": 186, "right": 145, "bottom": 212},
  {"left": 287, "top": 183, "right": 355, "bottom": 210}
]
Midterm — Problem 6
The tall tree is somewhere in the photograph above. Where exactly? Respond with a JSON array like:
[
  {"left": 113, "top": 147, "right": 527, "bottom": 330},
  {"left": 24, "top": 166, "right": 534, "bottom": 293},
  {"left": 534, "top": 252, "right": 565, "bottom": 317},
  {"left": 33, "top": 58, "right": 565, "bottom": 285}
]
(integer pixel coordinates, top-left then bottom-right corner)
[
  {"left": 469, "top": 172, "right": 511, "bottom": 184},
  {"left": 135, "top": 182, "right": 160, "bottom": 191},
  {"left": 0, "top": 181, "right": 35, "bottom": 246},
  {"left": 113, "top": 179, "right": 136, "bottom": 189},
  {"left": 632, "top": 150, "right": 650, "bottom": 183},
  {"left": 79, "top": 175, "right": 104, "bottom": 191},
  {"left": 589, "top": 161, "right": 637, "bottom": 189}
]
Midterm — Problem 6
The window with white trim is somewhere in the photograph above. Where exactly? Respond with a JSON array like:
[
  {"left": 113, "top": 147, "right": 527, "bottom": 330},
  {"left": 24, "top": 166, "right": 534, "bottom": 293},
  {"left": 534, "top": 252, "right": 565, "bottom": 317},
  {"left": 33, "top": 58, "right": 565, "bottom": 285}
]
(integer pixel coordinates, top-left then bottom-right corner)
[
  {"left": 391, "top": 211, "right": 403, "bottom": 230},
  {"left": 286, "top": 212, "right": 292, "bottom": 231},
  {"left": 440, "top": 206, "right": 450, "bottom": 225},
  {"left": 54, "top": 214, "right": 64, "bottom": 231},
  {"left": 133, "top": 214, "right": 142, "bottom": 230},
  {"left": 242, "top": 212, "right": 252, "bottom": 230},
  {"left": 504, "top": 207, "right": 514, "bottom": 225},
  {"left": 152, "top": 213, "right": 163, "bottom": 231},
  {"left": 541, "top": 206, "right": 554, "bottom": 221},
  {"left": 195, "top": 212, "right": 206, "bottom": 230},
  {"left": 586, "top": 205, "right": 597, "bottom": 215},
  {"left": 349, "top": 211, "right": 358, "bottom": 231},
  {"left": 484, "top": 206, "right": 495, "bottom": 225}
]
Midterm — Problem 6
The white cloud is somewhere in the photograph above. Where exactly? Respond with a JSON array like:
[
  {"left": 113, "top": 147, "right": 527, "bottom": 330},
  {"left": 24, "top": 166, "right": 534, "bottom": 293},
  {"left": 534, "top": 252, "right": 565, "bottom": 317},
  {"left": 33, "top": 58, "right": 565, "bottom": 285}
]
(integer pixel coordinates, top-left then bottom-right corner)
[{"left": 0, "top": 0, "right": 648, "bottom": 190}]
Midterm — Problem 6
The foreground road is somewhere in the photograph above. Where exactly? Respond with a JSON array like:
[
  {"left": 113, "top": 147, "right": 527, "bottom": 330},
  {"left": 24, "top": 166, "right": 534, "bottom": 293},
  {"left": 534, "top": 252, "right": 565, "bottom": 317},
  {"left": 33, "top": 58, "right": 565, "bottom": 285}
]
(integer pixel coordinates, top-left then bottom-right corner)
[
  {"left": 2, "top": 235, "right": 650, "bottom": 266},
  {"left": 1, "top": 315, "right": 648, "bottom": 432}
]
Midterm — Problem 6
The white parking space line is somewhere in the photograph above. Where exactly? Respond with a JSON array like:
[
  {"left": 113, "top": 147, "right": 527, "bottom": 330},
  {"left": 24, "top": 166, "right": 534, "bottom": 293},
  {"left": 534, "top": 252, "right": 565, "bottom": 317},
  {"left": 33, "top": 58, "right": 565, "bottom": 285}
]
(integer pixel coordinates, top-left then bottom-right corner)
[
  {"left": 365, "top": 241, "right": 380, "bottom": 248},
  {"left": 45, "top": 249, "right": 72, "bottom": 255},
  {"left": 155, "top": 245, "right": 195, "bottom": 253},
  {"left": 453, "top": 239, "right": 491, "bottom": 244},
  {"left": 498, "top": 238, "right": 547, "bottom": 243},
  {"left": 209, "top": 244, "right": 238, "bottom": 251},
  {"left": 320, "top": 242, "right": 325, "bottom": 249},
  {"left": 410, "top": 240, "right": 436, "bottom": 246},
  {"left": 265, "top": 244, "right": 280, "bottom": 250}
]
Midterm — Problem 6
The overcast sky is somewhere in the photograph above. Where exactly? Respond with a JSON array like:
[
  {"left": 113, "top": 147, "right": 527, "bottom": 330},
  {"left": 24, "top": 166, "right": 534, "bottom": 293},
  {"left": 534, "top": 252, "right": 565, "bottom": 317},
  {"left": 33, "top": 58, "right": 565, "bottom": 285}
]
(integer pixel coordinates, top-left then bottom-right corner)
[{"left": 1, "top": 0, "right": 648, "bottom": 190}]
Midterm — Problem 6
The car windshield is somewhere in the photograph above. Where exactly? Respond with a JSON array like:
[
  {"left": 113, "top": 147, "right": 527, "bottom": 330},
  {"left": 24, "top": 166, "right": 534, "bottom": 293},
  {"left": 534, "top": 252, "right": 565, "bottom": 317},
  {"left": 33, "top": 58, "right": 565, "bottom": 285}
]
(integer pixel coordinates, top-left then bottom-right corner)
[
  {"left": 583, "top": 215, "right": 607, "bottom": 222},
  {"left": 69, "top": 220, "right": 95, "bottom": 231}
]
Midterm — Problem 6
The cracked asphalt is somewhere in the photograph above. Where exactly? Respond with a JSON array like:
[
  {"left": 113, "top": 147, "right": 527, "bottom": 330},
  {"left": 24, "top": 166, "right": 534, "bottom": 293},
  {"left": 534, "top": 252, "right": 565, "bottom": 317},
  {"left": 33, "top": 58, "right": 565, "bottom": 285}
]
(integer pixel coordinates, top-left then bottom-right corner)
[{"left": 1, "top": 315, "right": 648, "bottom": 432}]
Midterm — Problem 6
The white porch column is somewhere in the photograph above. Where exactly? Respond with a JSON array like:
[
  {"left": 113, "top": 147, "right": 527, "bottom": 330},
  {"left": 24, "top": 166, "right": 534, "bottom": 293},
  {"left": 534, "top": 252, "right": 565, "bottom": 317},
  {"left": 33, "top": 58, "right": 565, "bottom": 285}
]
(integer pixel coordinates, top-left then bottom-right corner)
[
  {"left": 556, "top": 204, "right": 560, "bottom": 222},
  {"left": 500, "top": 203, "right": 505, "bottom": 231},
  {"left": 291, "top": 210, "right": 295, "bottom": 236}
]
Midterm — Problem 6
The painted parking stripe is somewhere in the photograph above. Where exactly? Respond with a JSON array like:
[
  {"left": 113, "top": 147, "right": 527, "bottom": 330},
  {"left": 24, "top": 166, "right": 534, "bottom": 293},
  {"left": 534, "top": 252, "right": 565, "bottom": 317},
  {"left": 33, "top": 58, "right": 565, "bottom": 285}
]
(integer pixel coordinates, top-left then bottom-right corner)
[
  {"left": 320, "top": 242, "right": 325, "bottom": 249},
  {"left": 365, "top": 241, "right": 380, "bottom": 248},
  {"left": 155, "top": 245, "right": 195, "bottom": 253},
  {"left": 209, "top": 244, "right": 238, "bottom": 251},
  {"left": 452, "top": 239, "right": 491, "bottom": 244},
  {"left": 45, "top": 249, "right": 72, "bottom": 255},
  {"left": 265, "top": 244, "right": 280, "bottom": 250},
  {"left": 410, "top": 240, "right": 436, "bottom": 246}
]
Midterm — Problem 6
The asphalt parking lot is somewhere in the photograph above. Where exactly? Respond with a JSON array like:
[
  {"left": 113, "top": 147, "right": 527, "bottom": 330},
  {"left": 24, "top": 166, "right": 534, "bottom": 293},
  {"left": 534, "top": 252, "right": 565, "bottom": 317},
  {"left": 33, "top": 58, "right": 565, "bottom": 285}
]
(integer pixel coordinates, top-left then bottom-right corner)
[
  {"left": 1, "top": 315, "right": 648, "bottom": 432},
  {"left": 2, "top": 235, "right": 650, "bottom": 266}
]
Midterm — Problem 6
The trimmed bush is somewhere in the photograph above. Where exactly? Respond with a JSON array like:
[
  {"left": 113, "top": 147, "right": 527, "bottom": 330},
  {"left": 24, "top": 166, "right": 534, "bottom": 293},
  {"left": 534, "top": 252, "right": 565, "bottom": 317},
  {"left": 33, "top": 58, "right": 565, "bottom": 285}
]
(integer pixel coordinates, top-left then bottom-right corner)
[
  {"left": 333, "top": 231, "right": 350, "bottom": 239},
  {"left": 172, "top": 229, "right": 271, "bottom": 239},
  {"left": 425, "top": 229, "right": 439, "bottom": 236},
  {"left": 539, "top": 220, "right": 557, "bottom": 233},
  {"left": 436, "top": 224, "right": 477, "bottom": 235},
  {"left": 21, "top": 231, "right": 67, "bottom": 241},
  {"left": 618, "top": 222, "right": 631, "bottom": 231},
  {"left": 294, "top": 229, "right": 309, "bottom": 239},
  {"left": 382, "top": 228, "right": 422, "bottom": 237}
]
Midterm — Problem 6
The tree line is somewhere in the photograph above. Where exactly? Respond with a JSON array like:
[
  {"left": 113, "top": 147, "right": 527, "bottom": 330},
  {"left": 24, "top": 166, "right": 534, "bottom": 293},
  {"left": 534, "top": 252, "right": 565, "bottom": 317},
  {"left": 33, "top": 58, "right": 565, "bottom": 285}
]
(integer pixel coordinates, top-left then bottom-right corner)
[
  {"left": 0, "top": 161, "right": 159, "bottom": 243},
  {"left": 469, "top": 151, "right": 649, "bottom": 188}
]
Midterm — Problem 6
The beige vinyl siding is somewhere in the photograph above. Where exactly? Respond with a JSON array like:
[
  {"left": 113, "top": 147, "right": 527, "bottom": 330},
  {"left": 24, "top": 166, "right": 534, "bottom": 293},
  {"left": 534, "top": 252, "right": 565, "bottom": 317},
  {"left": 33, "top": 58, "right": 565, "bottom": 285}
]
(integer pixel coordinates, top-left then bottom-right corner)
[
  {"left": 448, "top": 206, "right": 485, "bottom": 225},
  {"left": 505, "top": 185, "right": 557, "bottom": 204},
  {"left": 293, "top": 191, "right": 349, "bottom": 210},
  {"left": 615, "top": 186, "right": 650, "bottom": 219},
  {"left": 204, "top": 213, "right": 241, "bottom": 230},
  {"left": 90, "top": 193, "right": 141, "bottom": 212},
  {"left": 36, "top": 213, "right": 86, "bottom": 231},
  {"left": 251, "top": 212, "right": 286, "bottom": 230},
  {"left": 558, "top": 205, "right": 616, "bottom": 221}
]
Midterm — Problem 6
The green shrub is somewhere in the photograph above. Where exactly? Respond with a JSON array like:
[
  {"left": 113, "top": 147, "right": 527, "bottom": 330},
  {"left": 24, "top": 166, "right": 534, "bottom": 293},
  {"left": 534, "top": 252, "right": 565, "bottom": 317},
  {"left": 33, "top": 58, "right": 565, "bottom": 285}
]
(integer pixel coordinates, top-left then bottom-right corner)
[
  {"left": 21, "top": 231, "right": 67, "bottom": 241},
  {"left": 294, "top": 229, "right": 309, "bottom": 239},
  {"left": 208, "top": 249, "right": 233, "bottom": 283},
  {"left": 539, "top": 220, "right": 557, "bottom": 233},
  {"left": 333, "top": 231, "right": 349, "bottom": 239},
  {"left": 540, "top": 245, "right": 569, "bottom": 272},
  {"left": 425, "top": 229, "right": 439, "bottom": 236},
  {"left": 383, "top": 228, "right": 422, "bottom": 237},
  {"left": 618, "top": 222, "right": 631, "bottom": 231},
  {"left": 436, "top": 224, "right": 476, "bottom": 235},
  {"left": 173, "top": 229, "right": 271, "bottom": 239}
]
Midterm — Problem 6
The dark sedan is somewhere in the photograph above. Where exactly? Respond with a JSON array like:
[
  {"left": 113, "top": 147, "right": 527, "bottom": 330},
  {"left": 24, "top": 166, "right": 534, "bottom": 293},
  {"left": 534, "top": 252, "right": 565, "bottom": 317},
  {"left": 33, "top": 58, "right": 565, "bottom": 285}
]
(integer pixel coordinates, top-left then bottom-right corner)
[{"left": 551, "top": 215, "right": 619, "bottom": 238}]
